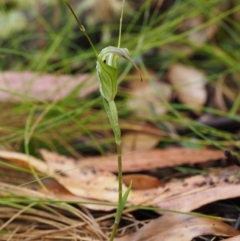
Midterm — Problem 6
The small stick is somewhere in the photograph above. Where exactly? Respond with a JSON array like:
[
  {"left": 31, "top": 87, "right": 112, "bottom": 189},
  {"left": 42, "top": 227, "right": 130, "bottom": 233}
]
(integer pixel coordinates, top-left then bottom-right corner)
[{"left": 225, "top": 150, "right": 240, "bottom": 167}]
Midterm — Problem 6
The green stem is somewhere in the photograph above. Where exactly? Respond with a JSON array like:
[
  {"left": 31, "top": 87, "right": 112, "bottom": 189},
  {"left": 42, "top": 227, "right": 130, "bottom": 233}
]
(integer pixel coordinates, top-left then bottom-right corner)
[
  {"left": 103, "top": 99, "right": 123, "bottom": 241},
  {"left": 116, "top": 142, "right": 122, "bottom": 204},
  {"left": 109, "top": 142, "right": 122, "bottom": 241},
  {"left": 109, "top": 207, "right": 120, "bottom": 241}
]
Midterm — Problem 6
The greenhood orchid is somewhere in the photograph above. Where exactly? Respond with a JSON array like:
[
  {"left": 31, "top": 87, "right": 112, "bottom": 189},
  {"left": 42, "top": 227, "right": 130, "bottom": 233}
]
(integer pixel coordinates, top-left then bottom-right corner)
[{"left": 65, "top": 1, "right": 140, "bottom": 240}]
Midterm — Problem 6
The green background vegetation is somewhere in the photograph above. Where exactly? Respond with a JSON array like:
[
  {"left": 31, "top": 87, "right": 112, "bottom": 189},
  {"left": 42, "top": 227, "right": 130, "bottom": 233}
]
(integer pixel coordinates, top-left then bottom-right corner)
[{"left": 0, "top": 0, "right": 240, "bottom": 157}]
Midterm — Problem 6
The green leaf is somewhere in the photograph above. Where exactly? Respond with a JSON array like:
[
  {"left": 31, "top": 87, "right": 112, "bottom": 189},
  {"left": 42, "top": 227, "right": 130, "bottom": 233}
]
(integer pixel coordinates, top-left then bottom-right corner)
[
  {"left": 116, "top": 181, "right": 132, "bottom": 223},
  {"left": 97, "top": 58, "right": 118, "bottom": 102},
  {"left": 102, "top": 99, "right": 121, "bottom": 144}
]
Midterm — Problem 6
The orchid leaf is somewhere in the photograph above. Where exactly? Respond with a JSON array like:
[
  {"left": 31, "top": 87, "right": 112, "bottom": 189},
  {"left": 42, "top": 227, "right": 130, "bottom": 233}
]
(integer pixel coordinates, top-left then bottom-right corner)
[
  {"left": 102, "top": 99, "right": 121, "bottom": 144},
  {"left": 116, "top": 181, "right": 132, "bottom": 223}
]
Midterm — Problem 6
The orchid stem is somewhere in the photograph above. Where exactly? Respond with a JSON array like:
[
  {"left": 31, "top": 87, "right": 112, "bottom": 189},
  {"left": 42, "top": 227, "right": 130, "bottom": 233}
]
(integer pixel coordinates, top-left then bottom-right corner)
[
  {"left": 117, "top": 142, "right": 122, "bottom": 203},
  {"left": 109, "top": 201, "right": 120, "bottom": 241},
  {"left": 103, "top": 99, "right": 124, "bottom": 241},
  {"left": 109, "top": 141, "right": 123, "bottom": 241}
]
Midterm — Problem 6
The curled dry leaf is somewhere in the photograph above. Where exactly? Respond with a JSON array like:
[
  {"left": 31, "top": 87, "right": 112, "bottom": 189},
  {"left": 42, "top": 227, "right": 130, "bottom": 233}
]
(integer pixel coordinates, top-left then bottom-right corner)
[
  {"left": 122, "top": 174, "right": 161, "bottom": 190},
  {"left": 0, "top": 150, "right": 122, "bottom": 205},
  {"left": 116, "top": 213, "right": 240, "bottom": 241},
  {"left": 168, "top": 64, "right": 207, "bottom": 111},
  {"left": 0, "top": 150, "right": 48, "bottom": 173},
  {"left": 0, "top": 71, "right": 98, "bottom": 102},
  {"left": 121, "top": 132, "right": 160, "bottom": 153},
  {"left": 39, "top": 149, "right": 123, "bottom": 203},
  {"left": 39, "top": 179, "right": 110, "bottom": 211}
]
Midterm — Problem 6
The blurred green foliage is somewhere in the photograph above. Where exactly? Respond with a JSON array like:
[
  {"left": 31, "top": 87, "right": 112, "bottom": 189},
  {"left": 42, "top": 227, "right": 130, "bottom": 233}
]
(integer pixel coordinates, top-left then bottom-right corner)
[{"left": 0, "top": 0, "right": 239, "bottom": 156}]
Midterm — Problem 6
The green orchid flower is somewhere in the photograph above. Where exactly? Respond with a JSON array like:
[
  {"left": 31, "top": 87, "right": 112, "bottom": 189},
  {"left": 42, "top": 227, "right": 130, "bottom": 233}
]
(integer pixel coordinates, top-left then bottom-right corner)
[{"left": 96, "top": 46, "right": 140, "bottom": 102}]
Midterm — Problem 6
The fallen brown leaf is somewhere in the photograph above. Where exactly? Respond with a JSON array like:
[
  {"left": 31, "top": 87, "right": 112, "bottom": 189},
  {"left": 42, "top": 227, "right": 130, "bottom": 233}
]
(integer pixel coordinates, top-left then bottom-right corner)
[
  {"left": 0, "top": 150, "right": 121, "bottom": 204},
  {"left": 179, "top": 15, "right": 218, "bottom": 45},
  {"left": 40, "top": 179, "right": 112, "bottom": 211},
  {"left": 39, "top": 149, "right": 121, "bottom": 203},
  {"left": 31, "top": 151, "right": 240, "bottom": 212},
  {"left": 126, "top": 73, "right": 171, "bottom": 117},
  {"left": 149, "top": 166, "right": 240, "bottom": 212},
  {"left": 121, "top": 132, "right": 159, "bottom": 152},
  {"left": 79, "top": 148, "right": 225, "bottom": 172},
  {"left": 168, "top": 64, "right": 207, "bottom": 111},
  {"left": 0, "top": 150, "right": 48, "bottom": 173},
  {"left": 121, "top": 121, "right": 164, "bottom": 137},
  {"left": 0, "top": 71, "right": 98, "bottom": 101},
  {"left": 213, "top": 77, "right": 229, "bottom": 111},
  {"left": 116, "top": 213, "right": 240, "bottom": 241},
  {"left": 122, "top": 174, "right": 161, "bottom": 190},
  {"left": 1, "top": 150, "right": 239, "bottom": 213}
]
